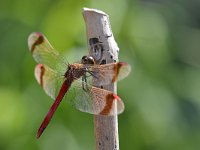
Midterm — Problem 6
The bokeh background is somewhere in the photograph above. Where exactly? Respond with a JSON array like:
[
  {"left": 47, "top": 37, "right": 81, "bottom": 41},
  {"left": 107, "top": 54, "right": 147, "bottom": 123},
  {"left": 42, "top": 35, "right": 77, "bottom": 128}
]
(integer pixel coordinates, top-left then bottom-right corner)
[{"left": 1, "top": 0, "right": 200, "bottom": 150}]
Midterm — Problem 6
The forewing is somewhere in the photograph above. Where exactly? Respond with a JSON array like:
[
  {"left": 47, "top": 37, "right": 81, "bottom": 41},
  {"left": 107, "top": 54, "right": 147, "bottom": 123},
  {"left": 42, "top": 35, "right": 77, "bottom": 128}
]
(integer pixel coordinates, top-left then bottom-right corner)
[
  {"left": 89, "top": 62, "right": 131, "bottom": 86},
  {"left": 35, "top": 64, "right": 64, "bottom": 99},
  {"left": 28, "top": 32, "right": 66, "bottom": 71},
  {"left": 65, "top": 79, "right": 124, "bottom": 115}
]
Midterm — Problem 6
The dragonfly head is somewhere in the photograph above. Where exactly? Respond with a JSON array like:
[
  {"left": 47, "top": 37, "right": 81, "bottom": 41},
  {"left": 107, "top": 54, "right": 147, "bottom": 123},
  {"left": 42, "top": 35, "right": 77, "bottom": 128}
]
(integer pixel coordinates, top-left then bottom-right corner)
[{"left": 81, "top": 55, "right": 95, "bottom": 65}]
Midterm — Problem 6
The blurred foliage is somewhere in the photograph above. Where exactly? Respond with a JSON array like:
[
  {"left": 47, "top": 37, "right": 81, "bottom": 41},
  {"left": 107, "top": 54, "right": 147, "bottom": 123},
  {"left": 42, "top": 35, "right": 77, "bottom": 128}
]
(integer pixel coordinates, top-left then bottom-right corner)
[{"left": 0, "top": 0, "right": 200, "bottom": 150}]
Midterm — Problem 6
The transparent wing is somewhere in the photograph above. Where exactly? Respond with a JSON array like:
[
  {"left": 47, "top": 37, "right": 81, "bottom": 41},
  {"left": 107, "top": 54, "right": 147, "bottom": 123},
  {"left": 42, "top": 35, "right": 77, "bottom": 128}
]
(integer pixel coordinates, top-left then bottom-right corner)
[
  {"left": 87, "top": 62, "right": 131, "bottom": 86},
  {"left": 28, "top": 32, "right": 67, "bottom": 73},
  {"left": 34, "top": 64, "right": 65, "bottom": 99},
  {"left": 65, "top": 79, "right": 124, "bottom": 115},
  {"left": 35, "top": 64, "right": 124, "bottom": 115}
]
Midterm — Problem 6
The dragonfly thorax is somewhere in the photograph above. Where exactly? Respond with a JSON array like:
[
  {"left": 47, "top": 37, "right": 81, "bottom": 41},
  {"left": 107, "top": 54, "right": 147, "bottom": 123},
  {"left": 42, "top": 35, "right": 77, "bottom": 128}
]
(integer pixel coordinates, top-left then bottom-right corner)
[
  {"left": 64, "top": 64, "right": 86, "bottom": 80},
  {"left": 64, "top": 55, "right": 95, "bottom": 80}
]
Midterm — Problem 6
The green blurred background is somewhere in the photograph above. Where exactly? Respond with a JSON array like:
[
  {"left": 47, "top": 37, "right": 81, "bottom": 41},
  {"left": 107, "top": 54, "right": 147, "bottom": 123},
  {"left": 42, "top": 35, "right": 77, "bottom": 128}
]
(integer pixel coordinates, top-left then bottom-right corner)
[{"left": 1, "top": 0, "right": 200, "bottom": 150}]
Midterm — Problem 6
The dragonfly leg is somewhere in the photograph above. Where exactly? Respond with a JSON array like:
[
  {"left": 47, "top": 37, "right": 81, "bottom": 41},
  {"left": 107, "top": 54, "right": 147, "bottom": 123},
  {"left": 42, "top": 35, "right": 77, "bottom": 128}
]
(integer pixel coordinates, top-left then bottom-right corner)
[
  {"left": 85, "top": 76, "right": 89, "bottom": 91},
  {"left": 82, "top": 76, "right": 85, "bottom": 91},
  {"left": 87, "top": 70, "right": 98, "bottom": 79},
  {"left": 82, "top": 75, "right": 89, "bottom": 92},
  {"left": 84, "top": 67, "right": 98, "bottom": 78}
]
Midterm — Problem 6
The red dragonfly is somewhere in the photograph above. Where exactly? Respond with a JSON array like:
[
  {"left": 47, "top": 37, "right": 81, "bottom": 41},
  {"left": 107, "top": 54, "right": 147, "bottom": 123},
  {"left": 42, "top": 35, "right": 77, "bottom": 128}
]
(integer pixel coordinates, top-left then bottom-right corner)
[{"left": 28, "top": 32, "right": 131, "bottom": 139}]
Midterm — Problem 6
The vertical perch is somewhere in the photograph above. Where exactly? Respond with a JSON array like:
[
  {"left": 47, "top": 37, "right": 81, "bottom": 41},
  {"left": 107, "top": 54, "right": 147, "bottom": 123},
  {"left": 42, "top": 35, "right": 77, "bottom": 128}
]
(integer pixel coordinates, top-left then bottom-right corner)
[{"left": 83, "top": 8, "right": 120, "bottom": 150}]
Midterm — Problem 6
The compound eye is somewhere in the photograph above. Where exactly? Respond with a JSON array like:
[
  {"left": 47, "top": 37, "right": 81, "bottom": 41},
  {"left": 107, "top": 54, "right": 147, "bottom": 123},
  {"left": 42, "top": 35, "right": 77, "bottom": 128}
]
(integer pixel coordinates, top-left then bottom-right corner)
[
  {"left": 88, "top": 56, "right": 94, "bottom": 60},
  {"left": 87, "top": 56, "right": 95, "bottom": 64},
  {"left": 81, "top": 55, "right": 95, "bottom": 64},
  {"left": 81, "top": 56, "right": 88, "bottom": 64}
]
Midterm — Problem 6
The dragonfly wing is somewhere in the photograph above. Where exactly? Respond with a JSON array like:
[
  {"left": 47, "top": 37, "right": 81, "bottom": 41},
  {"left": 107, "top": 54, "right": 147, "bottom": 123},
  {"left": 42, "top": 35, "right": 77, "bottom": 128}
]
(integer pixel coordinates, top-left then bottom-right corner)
[
  {"left": 28, "top": 32, "right": 66, "bottom": 71},
  {"left": 90, "top": 86, "right": 124, "bottom": 115},
  {"left": 65, "top": 79, "right": 124, "bottom": 115},
  {"left": 35, "top": 64, "right": 64, "bottom": 99},
  {"left": 89, "top": 62, "right": 131, "bottom": 86}
]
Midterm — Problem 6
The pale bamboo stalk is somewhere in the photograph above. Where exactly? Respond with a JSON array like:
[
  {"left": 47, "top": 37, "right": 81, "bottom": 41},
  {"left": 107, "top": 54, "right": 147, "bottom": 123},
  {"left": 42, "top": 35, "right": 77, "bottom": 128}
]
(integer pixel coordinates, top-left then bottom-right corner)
[{"left": 83, "top": 8, "right": 120, "bottom": 150}]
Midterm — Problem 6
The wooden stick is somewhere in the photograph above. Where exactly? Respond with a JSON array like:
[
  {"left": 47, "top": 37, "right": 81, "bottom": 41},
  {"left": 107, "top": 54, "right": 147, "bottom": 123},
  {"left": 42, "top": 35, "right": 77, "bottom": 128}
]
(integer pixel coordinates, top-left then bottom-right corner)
[{"left": 83, "top": 8, "right": 120, "bottom": 150}]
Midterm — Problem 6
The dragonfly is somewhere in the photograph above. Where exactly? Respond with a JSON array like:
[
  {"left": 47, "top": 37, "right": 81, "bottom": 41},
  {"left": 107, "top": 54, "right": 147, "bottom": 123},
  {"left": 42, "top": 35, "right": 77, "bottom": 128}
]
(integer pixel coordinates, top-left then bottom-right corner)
[{"left": 28, "top": 32, "right": 131, "bottom": 139}]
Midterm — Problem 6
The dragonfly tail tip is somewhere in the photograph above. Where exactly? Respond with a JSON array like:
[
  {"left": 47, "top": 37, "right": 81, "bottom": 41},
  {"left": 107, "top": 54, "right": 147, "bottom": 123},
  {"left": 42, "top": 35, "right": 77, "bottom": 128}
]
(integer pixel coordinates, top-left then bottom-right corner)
[{"left": 36, "top": 133, "right": 41, "bottom": 139}]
